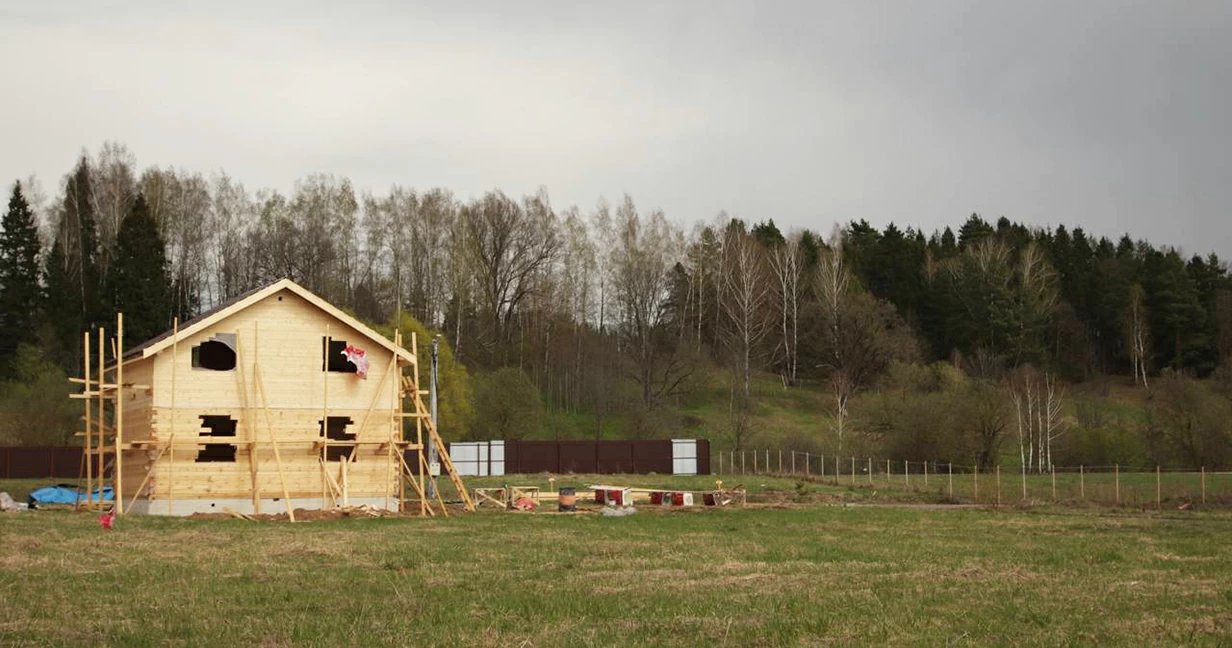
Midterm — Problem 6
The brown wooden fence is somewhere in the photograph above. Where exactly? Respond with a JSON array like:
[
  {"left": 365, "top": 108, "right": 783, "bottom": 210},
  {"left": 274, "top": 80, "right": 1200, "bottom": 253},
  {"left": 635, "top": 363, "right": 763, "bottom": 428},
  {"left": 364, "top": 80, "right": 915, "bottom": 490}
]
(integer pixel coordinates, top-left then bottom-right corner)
[
  {"left": 412, "top": 439, "right": 712, "bottom": 476},
  {"left": 5, "top": 440, "right": 713, "bottom": 480},
  {"left": 502, "top": 439, "right": 710, "bottom": 475},
  {"left": 0, "top": 446, "right": 101, "bottom": 479}
]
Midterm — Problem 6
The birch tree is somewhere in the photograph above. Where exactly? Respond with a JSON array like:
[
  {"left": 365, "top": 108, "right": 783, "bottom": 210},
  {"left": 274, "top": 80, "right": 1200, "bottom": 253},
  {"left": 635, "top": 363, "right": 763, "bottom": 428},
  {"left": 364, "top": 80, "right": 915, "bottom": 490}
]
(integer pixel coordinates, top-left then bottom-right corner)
[
  {"left": 1007, "top": 366, "right": 1065, "bottom": 475},
  {"left": 1126, "top": 283, "right": 1151, "bottom": 389},
  {"left": 721, "top": 225, "right": 771, "bottom": 400},
  {"left": 768, "top": 231, "right": 804, "bottom": 386}
]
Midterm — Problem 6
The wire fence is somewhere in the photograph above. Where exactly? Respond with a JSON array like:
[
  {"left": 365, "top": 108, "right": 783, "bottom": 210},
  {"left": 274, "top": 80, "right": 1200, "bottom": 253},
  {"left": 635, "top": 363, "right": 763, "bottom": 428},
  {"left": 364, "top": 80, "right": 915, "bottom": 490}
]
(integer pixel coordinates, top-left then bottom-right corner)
[{"left": 714, "top": 449, "right": 1232, "bottom": 508}]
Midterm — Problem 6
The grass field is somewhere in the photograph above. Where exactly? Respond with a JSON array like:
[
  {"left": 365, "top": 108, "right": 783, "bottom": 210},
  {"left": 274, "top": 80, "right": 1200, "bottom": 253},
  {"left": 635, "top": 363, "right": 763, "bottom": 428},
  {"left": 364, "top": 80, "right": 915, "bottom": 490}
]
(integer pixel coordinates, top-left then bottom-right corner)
[{"left": 3, "top": 477, "right": 1231, "bottom": 645}]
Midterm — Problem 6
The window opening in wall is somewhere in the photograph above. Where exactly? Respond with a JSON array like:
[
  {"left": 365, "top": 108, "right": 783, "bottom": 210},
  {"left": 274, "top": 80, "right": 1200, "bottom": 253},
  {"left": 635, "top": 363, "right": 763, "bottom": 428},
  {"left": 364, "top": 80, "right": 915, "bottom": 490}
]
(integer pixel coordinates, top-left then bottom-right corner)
[
  {"left": 323, "top": 338, "right": 357, "bottom": 373},
  {"left": 320, "top": 416, "right": 355, "bottom": 461},
  {"left": 192, "top": 333, "right": 237, "bottom": 371},
  {"left": 196, "top": 415, "right": 238, "bottom": 462}
]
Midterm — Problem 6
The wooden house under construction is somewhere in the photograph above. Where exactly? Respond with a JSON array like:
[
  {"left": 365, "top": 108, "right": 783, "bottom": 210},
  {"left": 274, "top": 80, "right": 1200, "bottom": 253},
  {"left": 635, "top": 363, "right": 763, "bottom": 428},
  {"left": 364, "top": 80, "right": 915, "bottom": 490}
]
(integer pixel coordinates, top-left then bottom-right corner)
[{"left": 74, "top": 278, "right": 471, "bottom": 518}]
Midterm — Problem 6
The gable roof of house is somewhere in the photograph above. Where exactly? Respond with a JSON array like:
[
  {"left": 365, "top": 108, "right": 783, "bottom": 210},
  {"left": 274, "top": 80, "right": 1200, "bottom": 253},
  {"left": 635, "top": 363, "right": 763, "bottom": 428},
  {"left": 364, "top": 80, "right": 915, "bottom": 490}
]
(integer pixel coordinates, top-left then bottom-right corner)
[{"left": 123, "top": 278, "right": 416, "bottom": 364}]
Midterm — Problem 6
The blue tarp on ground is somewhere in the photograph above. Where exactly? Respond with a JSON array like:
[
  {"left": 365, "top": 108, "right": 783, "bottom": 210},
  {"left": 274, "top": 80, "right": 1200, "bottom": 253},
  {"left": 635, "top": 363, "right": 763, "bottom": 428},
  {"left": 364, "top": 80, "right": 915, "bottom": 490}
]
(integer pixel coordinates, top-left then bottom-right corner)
[{"left": 28, "top": 484, "right": 114, "bottom": 505}]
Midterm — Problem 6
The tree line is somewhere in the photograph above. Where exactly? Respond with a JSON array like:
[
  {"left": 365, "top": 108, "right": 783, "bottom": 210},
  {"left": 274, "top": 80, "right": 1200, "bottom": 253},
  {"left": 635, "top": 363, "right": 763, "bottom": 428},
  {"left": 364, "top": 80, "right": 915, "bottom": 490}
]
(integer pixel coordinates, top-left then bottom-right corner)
[{"left": 1, "top": 142, "right": 1229, "bottom": 468}]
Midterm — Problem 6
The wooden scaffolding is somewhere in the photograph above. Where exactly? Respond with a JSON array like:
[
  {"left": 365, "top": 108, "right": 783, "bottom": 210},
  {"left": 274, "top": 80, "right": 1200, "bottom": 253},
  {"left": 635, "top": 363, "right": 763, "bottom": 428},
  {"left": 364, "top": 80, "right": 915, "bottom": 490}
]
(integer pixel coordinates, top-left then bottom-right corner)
[{"left": 71, "top": 309, "right": 474, "bottom": 518}]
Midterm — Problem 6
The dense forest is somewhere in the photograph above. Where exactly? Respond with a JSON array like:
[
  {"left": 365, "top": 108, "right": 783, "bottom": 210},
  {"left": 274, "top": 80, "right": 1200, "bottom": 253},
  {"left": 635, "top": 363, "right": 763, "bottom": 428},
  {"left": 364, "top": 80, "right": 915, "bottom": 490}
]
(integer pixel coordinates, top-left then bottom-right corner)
[{"left": 2, "top": 142, "right": 1230, "bottom": 470}]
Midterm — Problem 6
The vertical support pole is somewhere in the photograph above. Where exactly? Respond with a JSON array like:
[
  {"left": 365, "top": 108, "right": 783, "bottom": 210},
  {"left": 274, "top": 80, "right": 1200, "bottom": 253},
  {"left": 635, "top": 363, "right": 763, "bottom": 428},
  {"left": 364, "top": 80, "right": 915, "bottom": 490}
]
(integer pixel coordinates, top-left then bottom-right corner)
[
  {"left": 778, "top": 449, "right": 782, "bottom": 474},
  {"left": 115, "top": 313, "right": 124, "bottom": 515},
  {"left": 791, "top": 451, "right": 795, "bottom": 475},
  {"left": 753, "top": 449, "right": 758, "bottom": 474},
  {"left": 396, "top": 330, "right": 406, "bottom": 511},
  {"left": 389, "top": 331, "right": 399, "bottom": 512},
  {"left": 245, "top": 326, "right": 260, "bottom": 514},
  {"left": 83, "top": 331, "right": 91, "bottom": 510},
  {"left": 1156, "top": 465, "right": 1161, "bottom": 510},
  {"left": 412, "top": 332, "right": 425, "bottom": 517},
  {"left": 924, "top": 461, "right": 928, "bottom": 486},
  {"left": 323, "top": 324, "right": 330, "bottom": 509},
  {"left": 97, "top": 327, "right": 105, "bottom": 509},
  {"left": 765, "top": 449, "right": 770, "bottom": 474},
  {"left": 887, "top": 459, "right": 891, "bottom": 485},
  {"left": 719, "top": 452, "right": 723, "bottom": 476},
  {"left": 804, "top": 452, "right": 809, "bottom": 477},
  {"left": 342, "top": 457, "right": 350, "bottom": 506},
  {"left": 1080, "top": 465, "right": 1085, "bottom": 499},
  {"left": 996, "top": 465, "right": 1001, "bottom": 508},
  {"left": 904, "top": 460, "right": 909, "bottom": 487},
  {"left": 169, "top": 318, "right": 178, "bottom": 515},
  {"left": 948, "top": 463, "right": 953, "bottom": 497},
  {"left": 1202, "top": 466, "right": 1206, "bottom": 504},
  {"left": 741, "top": 451, "right": 745, "bottom": 475},
  {"left": 1051, "top": 465, "right": 1056, "bottom": 503},
  {"left": 427, "top": 336, "right": 441, "bottom": 500},
  {"left": 974, "top": 465, "right": 979, "bottom": 503},
  {"left": 1115, "top": 463, "right": 1121, "bottom": 505},
  {"left": 1021, "top": 465, "right": 1027, "bottom": 500},
  {"left": 868, "top": 457, "right": 873, "bottom": 485},
  {"left": 850, "top": 456, "right": 854, "bottom": 484}
]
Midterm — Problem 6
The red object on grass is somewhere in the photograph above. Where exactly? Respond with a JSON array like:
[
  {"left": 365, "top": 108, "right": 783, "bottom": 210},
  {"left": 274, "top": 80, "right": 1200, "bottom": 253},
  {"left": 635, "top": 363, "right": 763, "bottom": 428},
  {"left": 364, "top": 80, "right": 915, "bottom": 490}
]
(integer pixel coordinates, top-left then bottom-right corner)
[{"left": 99, "top": 507, "right": 116, "bottom": 530}]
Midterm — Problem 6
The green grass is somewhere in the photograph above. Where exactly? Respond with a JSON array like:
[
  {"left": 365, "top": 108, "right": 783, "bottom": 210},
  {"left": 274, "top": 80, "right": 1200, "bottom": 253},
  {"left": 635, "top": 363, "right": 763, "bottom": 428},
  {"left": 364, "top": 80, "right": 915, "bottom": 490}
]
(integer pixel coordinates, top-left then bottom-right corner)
[{"left": 3, "top": 484, "right": 1232, "bottom": 645}]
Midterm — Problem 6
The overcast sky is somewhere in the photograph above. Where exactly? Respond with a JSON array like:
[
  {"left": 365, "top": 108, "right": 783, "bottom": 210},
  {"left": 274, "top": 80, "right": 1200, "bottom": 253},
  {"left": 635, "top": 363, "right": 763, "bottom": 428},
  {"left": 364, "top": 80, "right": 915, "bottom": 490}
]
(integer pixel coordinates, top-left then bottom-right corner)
[{"left": 1, "top": 1, "right": 1229, "bottom": 255}]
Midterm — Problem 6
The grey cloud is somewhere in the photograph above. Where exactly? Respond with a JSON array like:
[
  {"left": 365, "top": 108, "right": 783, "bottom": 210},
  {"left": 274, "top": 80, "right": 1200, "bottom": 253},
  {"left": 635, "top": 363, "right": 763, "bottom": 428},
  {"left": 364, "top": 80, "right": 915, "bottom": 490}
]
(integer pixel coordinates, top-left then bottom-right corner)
[{"left": 0, "top": 1, "right": 1228, "bottom": 255}]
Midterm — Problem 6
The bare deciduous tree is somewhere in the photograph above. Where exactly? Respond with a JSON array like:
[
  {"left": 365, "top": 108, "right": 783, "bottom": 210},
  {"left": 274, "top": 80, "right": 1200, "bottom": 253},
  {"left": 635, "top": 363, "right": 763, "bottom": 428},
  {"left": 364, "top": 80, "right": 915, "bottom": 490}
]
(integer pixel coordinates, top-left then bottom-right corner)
[
  {"left": 1126, "top": 283, "right": 1151, "bottom": 389},
  {"left": 463, "top": 188, "right": 559, "bottom": 354},
  {"left": 768, "top": 231, "right": 804, "bottom": 386},
  {"left": 1007, "top": 366, "right": 1065, "bottom": 476},
  {"left": 607, "top": 196, "right": 690, "bottom": 408},
  {"left": 721, "top": 226, "right": 771, "bottom": 400}
]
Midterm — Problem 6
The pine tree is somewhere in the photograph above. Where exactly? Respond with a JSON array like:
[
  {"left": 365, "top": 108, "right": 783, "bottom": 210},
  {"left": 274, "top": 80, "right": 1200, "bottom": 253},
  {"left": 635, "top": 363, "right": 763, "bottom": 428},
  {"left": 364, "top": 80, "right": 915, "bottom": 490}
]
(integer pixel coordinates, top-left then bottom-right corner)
[
  {"left": 44, "top": 157, "right": 102, "bottom": 369},
  {"left": 0, "top": 181, "right": 44, "bottom": 375},
  {"left": 107, "top": 194, "right": 171, "bottom": 344}
]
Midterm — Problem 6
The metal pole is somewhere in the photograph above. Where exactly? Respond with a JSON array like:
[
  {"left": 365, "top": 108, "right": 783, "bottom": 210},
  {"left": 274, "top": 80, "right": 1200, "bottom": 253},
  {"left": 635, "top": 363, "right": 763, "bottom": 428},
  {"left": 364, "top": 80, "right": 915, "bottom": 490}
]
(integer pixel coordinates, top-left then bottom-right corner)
[{"left": 427, "top": 336, "right": 440, "bottom": 499}]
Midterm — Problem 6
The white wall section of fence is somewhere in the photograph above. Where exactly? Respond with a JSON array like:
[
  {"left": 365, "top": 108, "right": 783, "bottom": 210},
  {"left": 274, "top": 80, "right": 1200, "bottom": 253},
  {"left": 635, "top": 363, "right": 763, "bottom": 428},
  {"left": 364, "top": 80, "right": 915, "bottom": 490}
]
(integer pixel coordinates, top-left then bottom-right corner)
[
  {"left": 450, "top": 441, "right": 505, "bottom": 476},
  {"left": 673, "top": 439, "right": 699, "bottom": 475}
]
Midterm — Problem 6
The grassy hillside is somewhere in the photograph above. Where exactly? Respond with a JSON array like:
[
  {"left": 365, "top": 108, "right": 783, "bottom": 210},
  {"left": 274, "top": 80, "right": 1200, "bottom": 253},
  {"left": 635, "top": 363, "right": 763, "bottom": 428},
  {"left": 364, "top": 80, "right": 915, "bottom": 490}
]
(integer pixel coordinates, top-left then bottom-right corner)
[{"left": 525, "top": 366, "right": 1168, "bottom": 471}]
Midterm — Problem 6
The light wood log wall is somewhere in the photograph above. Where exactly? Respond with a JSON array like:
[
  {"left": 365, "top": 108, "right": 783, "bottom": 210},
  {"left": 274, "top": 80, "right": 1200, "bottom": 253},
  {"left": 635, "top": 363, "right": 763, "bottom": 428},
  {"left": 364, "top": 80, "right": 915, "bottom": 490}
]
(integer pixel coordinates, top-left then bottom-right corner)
[{"left": 118, "top": 288, "right": 404, "bottom": 501}]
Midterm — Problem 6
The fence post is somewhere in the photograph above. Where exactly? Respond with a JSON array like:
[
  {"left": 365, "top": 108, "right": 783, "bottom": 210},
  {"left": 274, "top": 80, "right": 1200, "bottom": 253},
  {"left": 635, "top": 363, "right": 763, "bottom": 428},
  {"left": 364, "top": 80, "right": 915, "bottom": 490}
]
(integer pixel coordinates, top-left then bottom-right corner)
[
  {"left": 778, "top": 449, "right": 783, "bottom": 474},
  {"left": 766, "top": 449, "right": 770, "bottom": 475},
  {"left": 1021, "top": 465, "right": 1027, "bottom": 500},
  {"left": 741, "top": 451, "right": 746, "bottom": 475},
  {"left": 974, "top": 465, "right": 979, "bottom": 503},
  {"left": 886, "top": 459, "right": 891, "bottom": 485},
  {"left": 948, "top": 463, "right": 953, "bottom": 497},
  {"left": 820, "top": 454, "right": 824, "bottom": 479},
  {"left": 1051, "top": 465, "right": 1056, "bottom": 502},
  {"left": 996, "top": 465, "right": 1002, "bottom": 508},
  {"left": 851, "top": 456, "right": 855, "bottom": 484},
  {"left": 904, "top": 460, "right": 909, "bottom": 487},
  {"left": 805, "top": 452, "right": 810, "bottom": 477},
  {"left": 1156, "top": 465, "right": 1161, "bottom": 510},
  {"left": 924, "top": 461, "right": 928, "bottom": 487},
  {"left": 791, "top": 451, "right": 796, "bottom": 475},
  {"left": 754, "top": 450, "right": 758, "bottom": 474},
  {"left": 1115, "top": 463, "right": 1120, "bottom": 505},
  {"left": 868, "top": 457, "right": 873, "bottom": 485},
  {"left": 834, "top": 455, "right": 840, "bottom": 485},
  {"left": 1080, "top": 465, "right": 1084, "bottom": 499},
  {"left": 1202, "top": 466, "right": 1206, "bottom": 504}
]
